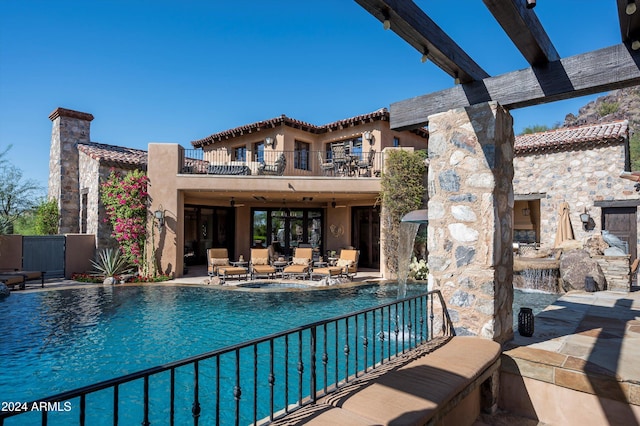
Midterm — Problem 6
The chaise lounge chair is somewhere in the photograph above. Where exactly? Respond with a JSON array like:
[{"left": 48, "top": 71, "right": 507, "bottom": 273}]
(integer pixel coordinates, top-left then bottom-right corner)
[
  {"left": 0, "top": 269, "right": 45, "bottom": 288},
  {"left": 206, "top": 248, "right": 248, "bottom": 284},
  {"left": 0, "top": 274, "right": 26, "bottom": 290},
  {"left": 312, "top": 249, "right": 359, "bottom": 281},
  {"left": 250, "top": 248, "right": 276, "bottom": 279},
  {"left": 282, "top": 247, "right": 313, "bottom": 279}
]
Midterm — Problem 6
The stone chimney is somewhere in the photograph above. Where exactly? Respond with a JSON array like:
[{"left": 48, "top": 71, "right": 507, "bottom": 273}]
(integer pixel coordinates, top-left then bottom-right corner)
[{"left": 48, "top": 108, "right": 94, "bottom": 234}]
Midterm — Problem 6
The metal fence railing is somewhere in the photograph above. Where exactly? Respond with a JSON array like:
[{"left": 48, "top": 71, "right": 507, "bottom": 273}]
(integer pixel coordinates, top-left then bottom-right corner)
[
  {"left": 180, "top": 149, "right": 383, "bottom": 178},
  {"left": 0, "top": 290, "right": 454, "bottom": 426}
]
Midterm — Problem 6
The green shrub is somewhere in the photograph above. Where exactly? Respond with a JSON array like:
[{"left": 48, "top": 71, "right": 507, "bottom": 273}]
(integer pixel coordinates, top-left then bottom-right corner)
[{"left": 597, "top": 101, "right": 619, "bottom": 117}]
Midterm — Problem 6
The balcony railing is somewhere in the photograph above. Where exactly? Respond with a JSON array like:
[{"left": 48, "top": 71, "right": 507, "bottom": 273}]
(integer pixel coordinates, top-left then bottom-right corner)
[
  {"left": 0, "top": 290, "right": 454, "bottom": 426},
  {"left": 180, "top": 149, "right": 383, "bottom": 178}
]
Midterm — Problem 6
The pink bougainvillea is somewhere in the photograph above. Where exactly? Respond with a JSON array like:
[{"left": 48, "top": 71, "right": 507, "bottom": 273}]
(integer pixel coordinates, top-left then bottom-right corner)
[{"left": 100, "top": 169, "right": 149, "bottom": 265}]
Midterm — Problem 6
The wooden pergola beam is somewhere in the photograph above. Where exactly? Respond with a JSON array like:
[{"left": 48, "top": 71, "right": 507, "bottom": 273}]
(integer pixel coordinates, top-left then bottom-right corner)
[
  {"left": 390, "top": 43, "right": 640, "bottom": 130},
  {"left": 354, "top": 0, "right": 489, "bottom": 83},
  {"left": 483, "top": 0, "right": 559, "bottom": 65}
]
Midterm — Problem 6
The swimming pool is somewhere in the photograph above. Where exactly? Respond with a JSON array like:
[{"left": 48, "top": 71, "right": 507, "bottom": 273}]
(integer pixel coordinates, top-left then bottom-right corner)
[{"left": 0, "top": 284, "right": 554, "bottom": 425}]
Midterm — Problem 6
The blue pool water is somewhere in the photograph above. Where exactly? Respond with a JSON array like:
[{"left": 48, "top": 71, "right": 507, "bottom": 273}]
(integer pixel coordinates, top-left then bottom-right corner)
[
  {"left": 0, "top": 284, "right": 555, "bottom": 425},
  {"left": 1, "top": 283, "right": 429, "bottom": 424}
]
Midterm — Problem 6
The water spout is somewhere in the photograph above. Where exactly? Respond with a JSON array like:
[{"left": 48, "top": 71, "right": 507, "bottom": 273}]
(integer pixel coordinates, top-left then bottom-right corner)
[{"left": 398, "top": 209, "right": 428, "bottom": 298}]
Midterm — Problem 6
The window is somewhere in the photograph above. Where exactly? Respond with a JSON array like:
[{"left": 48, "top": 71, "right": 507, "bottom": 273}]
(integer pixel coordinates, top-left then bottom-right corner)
[
  {"left": 294, "top": 140, "right": 310, "bottom": 170},
  {"left": 234, "top": 146, "right": 246, "bottom": 161},
  {"left": 393, "top": 137, "right": 400, "bottom": 147},
  {"left": 253, "top": 142, "right": 264, "bottom": 163}
]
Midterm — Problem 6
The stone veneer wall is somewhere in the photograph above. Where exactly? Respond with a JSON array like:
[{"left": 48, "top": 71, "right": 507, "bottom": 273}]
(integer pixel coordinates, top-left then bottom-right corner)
[
  {"left": 427, "top": 102, "right": 514, "bottom": 343},
  {"left": 78, "top": 152, "right": 118, "bottom": 250},
  {"left": 48, "top": 108, "right": 93, "bottom": 234},
  {"left": 513, "top": 143, "right": 638, "bottom": 249}
]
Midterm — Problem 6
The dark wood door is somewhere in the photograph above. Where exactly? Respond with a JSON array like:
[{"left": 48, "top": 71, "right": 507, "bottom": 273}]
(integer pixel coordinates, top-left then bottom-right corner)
[
  {"left": 602, "top": 207, "right": 637, "bottom": 261},
  {"left": 351, "top": 207, "right": 380, "bottom": 269}
]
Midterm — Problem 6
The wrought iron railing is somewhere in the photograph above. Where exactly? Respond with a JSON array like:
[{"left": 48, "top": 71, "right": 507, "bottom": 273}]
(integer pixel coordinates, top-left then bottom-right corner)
[
  {"left": 180, "top": 149, "right": 383, "bottom": 178},
  {"left": 0, "top": 290, "right": 454, "bottom": 426}
]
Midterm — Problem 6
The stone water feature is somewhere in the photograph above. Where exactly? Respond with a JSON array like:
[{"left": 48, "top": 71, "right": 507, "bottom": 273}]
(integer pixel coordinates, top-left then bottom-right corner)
[
  {"left": 398, "top": 209, "right": 428, "bottom": 298},
  {"left": 513, "top": 256, "right": 561, "bottom": 293}
]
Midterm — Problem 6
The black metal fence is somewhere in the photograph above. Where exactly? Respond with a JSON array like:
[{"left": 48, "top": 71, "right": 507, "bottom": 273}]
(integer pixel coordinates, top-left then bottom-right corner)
[
  {"left": 0, "top": 290, "right": 454, "bottom": 426},
  {"left": 180, "top": 149, "right": 383, "bottom": 178}
]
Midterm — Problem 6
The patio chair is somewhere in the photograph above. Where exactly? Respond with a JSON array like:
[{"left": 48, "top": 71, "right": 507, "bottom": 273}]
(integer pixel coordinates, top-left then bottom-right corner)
[
  {"left": 336, "top": 249, "right": 359, "bottom": 280},
  {"left": 282, "top": 247, "right": 313, "bottom": 279},
  {"left": 250, "top": 248, "right": 276, "bottom": 279},
  {"left": 207, "top": 248, "right": 248, "bottom": 283},
  {"left": 317, "top": 151, "right": 334, "bottom": 176},
  {"left": 258, "top": 153, "right": 287, "bottom": 176},
  {"left": 331, "top": 144, "right": 348, "bottom": 175},
  {"left": 357, "top": 149, "right": 375, "bottom": 177}
]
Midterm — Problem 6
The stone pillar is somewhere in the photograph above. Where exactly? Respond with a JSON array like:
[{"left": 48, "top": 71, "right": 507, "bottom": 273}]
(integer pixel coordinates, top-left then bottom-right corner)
[
  {"left": 48, "top": 108, "right": 93, "bottom": 234},
  {"left": 427, "top": 102, "right": 514, "bottom": 343}
]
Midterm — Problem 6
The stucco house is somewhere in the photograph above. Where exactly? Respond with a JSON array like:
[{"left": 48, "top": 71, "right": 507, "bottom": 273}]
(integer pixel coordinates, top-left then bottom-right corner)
[{"left": 47, "top": 107, "right": 639, "bottom": 279}]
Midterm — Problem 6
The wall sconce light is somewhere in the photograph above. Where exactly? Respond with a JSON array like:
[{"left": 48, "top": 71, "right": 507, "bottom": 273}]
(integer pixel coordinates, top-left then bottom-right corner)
[
  {"left": 265, "top": 137, "right": 275, "bottom": 148},
  {"left": 420, "top": 48, "right": 429, "bottom": 63},
  {"left": 526, "top": 0, "right": 536, "bottom": 9},
  {"left": 454, "top": 72, "right": 461, "bottom": 85},
  {"left": 363, "top": 131, "right": 374, "bottom": 145},
  {"left": 154, "top": 206, "right": 165, "bottom": 229},
  {"left": 580, "top": 208, "right": 591, "bottom": 230},
  {"left": 382, "top": 11, "right": 391, "bottom": 30},
  {"left": 522, "top": 207, "right": 530, "bottom": 217},
  {"left": 627, "top": 0, "right": 637, "bottom": 15}
]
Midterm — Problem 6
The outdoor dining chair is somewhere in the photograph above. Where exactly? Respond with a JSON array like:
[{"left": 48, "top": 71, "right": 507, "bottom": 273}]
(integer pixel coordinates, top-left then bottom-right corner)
[
  {"left": 317, "top": 151, "right": 334, "bottom": 176},
  {"left": 331, "top": 143, "right": 348, "bottom": 176}
]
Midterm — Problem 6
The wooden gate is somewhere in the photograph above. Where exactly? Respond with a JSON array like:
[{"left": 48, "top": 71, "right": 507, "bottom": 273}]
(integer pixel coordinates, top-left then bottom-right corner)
[
  {"left": 22, "top": 235, "right": 65, "bottom": 278},
  {"left": 602, "top": 206, "right": 638, "bottom": 262}
]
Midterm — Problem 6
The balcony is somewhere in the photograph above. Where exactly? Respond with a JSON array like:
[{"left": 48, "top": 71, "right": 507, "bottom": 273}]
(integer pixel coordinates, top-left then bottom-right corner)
[{"left": 180, "top": 149, "right": 382, "bottom": 178}]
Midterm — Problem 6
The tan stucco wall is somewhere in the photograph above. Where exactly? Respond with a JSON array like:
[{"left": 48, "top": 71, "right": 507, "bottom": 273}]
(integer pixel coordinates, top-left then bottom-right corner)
[
  {"left": 148, "top": 143, "right": 182, "bottom": 277},
  {"left": 65, "top": 234, "right": 96, "bottom": 278},
  {"left": 0, "top": 235, "right": 22, "bottom": 270}
]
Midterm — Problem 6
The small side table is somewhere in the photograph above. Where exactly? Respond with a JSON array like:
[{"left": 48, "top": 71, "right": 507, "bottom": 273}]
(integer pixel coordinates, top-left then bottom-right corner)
[
  {"left": 272, "top": 261, "right": 288, "bottom": 277},
  {"left": 231, "top": 260, "right": 248, "bottom": 268},
  {"left": 313, "top": 261, "right": 328, "bottom": 268}
]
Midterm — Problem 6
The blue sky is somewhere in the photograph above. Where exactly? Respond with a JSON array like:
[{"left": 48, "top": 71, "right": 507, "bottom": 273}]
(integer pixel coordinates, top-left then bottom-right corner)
[{"left": 0, "top": 1, "right": 621, "bottom": 191}]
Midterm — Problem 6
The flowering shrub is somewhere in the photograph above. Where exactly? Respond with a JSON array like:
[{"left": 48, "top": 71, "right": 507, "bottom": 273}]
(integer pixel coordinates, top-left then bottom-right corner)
[
  {"left": 100, "top": 169, "right": 149, "bottom": 266},
  {"left": 409, "top": 256, "right": 429, "bottom": 281}
]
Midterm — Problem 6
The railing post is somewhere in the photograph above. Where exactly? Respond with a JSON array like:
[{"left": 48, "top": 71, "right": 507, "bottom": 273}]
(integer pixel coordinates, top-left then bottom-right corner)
[
  {"left": 192, "top": 361, "right": 201, "bottom": 426},
  {"left": 142, "top": 376, "right": 150, "bottom": 426},
  {"left": 310, "top": 326, "right": 317, "bottom": 402},
  {"left": 234, "top": 350, "right": 242, "bottom": 426}
]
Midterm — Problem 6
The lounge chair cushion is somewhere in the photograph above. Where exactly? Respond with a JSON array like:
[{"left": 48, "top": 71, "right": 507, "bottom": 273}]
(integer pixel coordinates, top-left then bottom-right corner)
[
  {"left": 292, "top": 257, "right": 309, "bottom": 265},
  {"left": 313, "top": 267, "right": 343, "bottom": 277},
  {"left": 218, "top": 266, "right": 247, "bottom": 276},
  {"left": 336, "top": 259, "right": 354, "bottom": 268},
  {"left": 253, "top": 257, "right": 269, "bottom": 265},
  {"left": 211, "top": 258, "right": 229, "bottom": 266}
]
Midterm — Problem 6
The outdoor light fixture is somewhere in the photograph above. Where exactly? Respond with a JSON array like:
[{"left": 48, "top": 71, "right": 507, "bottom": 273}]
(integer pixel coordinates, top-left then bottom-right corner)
[
  {"left": 580, "top": 208, "right": 591, "bottom": 230},
  {"left": 627, "top": 0, "right": 637, "bottom": 15},
  {"left": 454, "top": 72, "right": 461, "bottom": 85},
  {"left": 154, "top": 206, "right": 165, "bottom": 229},
  {"left": 382, "top": 11, "right": 391, "bottom": 30},
  {"left": 522, "top": 207, "right": 530, "bottom": 217},
  {"left": 265, "top": 137, "right": 275, "bottom": 148},
  {"left": 363, "top": 130, "right": 374, "bottom": 145},
  {"left": 633, "top": 40, "right": 640, "bottom": 50},
  {"left": 526, "top": 0, "right": 536, "bottom": 9},
  {"left": 421, "top": 48, "right": 429, "bottom": 63},
  {"left": 331, "top": 200, "right": 337, "bottom": 208}
]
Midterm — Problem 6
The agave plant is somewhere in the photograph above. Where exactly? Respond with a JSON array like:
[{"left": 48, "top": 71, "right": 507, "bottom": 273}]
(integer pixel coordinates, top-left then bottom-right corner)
[{"left": 91, "top": 248, "right": 133, "bottom": 284}]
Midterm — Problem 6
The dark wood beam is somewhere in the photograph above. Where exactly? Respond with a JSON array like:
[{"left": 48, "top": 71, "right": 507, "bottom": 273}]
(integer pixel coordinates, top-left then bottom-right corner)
[
  {"left": 617, "top": 0, "right": 640, "bottom": 43},
  {"left": 390, "top": 43, "right": 640, "bottom": 130},
  {"left": 354, "top": 0, "right": 489, "bottom": 83},
  {"left": 483, "top": 0, "right": 559, "bottom": 65}
]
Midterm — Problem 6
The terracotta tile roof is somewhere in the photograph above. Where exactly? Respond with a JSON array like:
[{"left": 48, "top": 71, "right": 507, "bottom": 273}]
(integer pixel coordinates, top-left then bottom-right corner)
[
  {"left": 191, "top": 108, "right": 428, "bottom": 148},
  {"left": 78, "top": 142, "right": 148, "bottom": 169},
  {"left": 514, "top": 120, "right": 628, "bottom": 154}
]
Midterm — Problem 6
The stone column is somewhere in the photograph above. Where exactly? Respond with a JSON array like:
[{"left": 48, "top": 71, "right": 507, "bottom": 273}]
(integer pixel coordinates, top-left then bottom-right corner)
[
  {"left": 427, "top": 102, "right": 514, "bottom": 343},
  {"left": 48, "top": 108, "right": 93, "bottom": 234}
]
